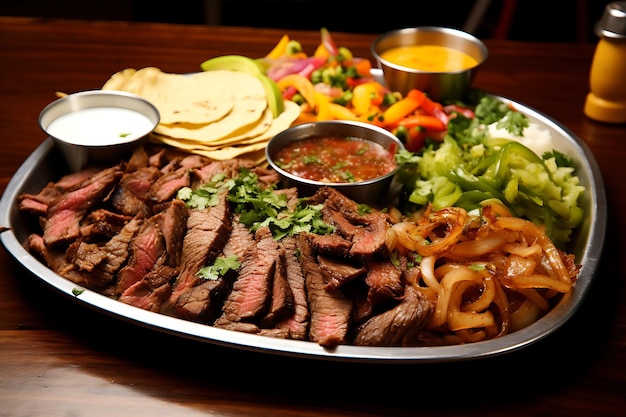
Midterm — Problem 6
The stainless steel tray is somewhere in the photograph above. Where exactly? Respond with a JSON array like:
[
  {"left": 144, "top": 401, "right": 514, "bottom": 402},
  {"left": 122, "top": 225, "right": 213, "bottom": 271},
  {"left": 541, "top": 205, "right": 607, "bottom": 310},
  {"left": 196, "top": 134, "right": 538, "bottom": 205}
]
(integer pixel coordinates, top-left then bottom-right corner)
[{"left": 0, "top": 96, "right": 607, "bottom": 363}]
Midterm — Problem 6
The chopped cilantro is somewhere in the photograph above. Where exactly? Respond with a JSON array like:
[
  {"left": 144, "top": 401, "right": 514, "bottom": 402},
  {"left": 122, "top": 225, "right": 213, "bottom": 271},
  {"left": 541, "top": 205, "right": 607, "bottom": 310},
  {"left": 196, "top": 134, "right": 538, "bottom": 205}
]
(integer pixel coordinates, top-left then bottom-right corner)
[
  {"left": 197, "top": 255, "right": 240, "bottom": 280},
  {"left": 543, "top": 149, "right": 573, "bottom": 167},
  {"left": 177, "top": 168, "right": 334, "bottom": 240}
]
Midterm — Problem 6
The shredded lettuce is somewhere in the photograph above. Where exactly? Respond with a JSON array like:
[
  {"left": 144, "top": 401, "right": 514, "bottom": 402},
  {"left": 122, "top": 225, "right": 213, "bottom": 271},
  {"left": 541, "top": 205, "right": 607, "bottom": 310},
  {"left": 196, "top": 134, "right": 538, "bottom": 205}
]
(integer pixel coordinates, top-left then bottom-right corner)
[{"left": 395, "top": 95, "right": 585, "bottom": 249}]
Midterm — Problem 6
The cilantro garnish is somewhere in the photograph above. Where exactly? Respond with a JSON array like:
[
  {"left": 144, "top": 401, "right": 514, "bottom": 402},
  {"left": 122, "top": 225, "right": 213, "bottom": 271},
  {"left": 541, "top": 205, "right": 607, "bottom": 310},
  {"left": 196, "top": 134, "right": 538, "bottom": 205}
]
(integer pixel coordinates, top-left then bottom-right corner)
[
  {"left": 197, "top": 255, "right": 241, "bottom": 280},
  {"left": 177, "top": 168, "right": 334, "bottom": 240},
  {"left": 543, "top": 149, "right": 573, "bottom": 167}
]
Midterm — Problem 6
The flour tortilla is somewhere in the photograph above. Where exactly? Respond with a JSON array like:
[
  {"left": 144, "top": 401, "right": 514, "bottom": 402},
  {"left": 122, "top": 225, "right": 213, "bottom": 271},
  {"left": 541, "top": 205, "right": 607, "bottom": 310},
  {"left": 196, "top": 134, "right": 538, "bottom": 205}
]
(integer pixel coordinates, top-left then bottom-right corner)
[
  {"left": 101, "top": 68, "right": 137, "bottom": 90},
  {"left": 104, "top": 67, "right": 253, "bottom": 125},
  {"left": 151, "top": 100, "right": 301, "bottom": 160}
]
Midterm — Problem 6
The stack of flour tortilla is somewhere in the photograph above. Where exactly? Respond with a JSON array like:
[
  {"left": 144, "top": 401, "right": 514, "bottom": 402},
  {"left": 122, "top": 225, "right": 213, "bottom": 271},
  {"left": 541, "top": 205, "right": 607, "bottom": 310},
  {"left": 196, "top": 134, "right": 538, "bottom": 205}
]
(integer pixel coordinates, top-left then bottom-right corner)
[{"left": 102, "top": 67, "right": 300, "bottom": 163}]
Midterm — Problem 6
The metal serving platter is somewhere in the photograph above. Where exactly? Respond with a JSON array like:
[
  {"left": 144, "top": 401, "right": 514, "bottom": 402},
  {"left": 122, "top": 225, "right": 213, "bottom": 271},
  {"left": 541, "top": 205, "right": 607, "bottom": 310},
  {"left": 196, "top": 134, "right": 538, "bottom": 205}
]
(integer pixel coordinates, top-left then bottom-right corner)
[{"left": 0, "top": 95, "right": 606, "bottom": 364}]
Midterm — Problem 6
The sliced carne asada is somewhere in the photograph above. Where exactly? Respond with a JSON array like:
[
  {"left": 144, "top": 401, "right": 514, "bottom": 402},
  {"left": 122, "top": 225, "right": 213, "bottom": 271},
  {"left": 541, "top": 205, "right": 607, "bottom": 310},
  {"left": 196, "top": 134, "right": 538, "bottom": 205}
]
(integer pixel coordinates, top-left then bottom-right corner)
[
  {"left": 352, "top": 285, "right": 434, "bottom": 347},
  {"left": 305, "top": 233, "right": 353, "bottom": 258},
  {"left": 158, "top": 199, "right": 188, "bottom": 268},
  {"left": 273, "top": 235, "right": 309, "bottom": 340},
  {"left": 298, "top": 232, "right": 353, "bottom": 347},
  {"left": 221, "top": 214, "right": 255, "bottom": 261},
  {"left": 147, "top": 167, "right": 191, "bottom": 203},
  {"left": 168, "top": 189, "right": 232, "bottom": 307},
  {"left": 261, "top": 247, "right": 295, "bottom": 327},
  {"left": 27, "top": 233, "right": 93, "bottom": 288},
  {"left": 318, "top": 254, "right": 367, "bottom": 289},
  {"left": 42, "top": 165, "right": 124, "bottom": 248},
  {"left": 115, "top": 213, "right": 168, "bottom": 295},
  {"left": 348, "top": 212, "right": 390, "bottom": 260},
  {"left": 110, "top": 165, "right": 163, "bottom": 217},
  {"left": 308, "top": 187, "right": 390, "bottom": 260},
  {"left": 79, "top": 208, "right": 133, "bottom": 241},
  {"left": 174, "top": 272, "right": 234, "bottom": 322},
  {"left": 118, "top": 265, "right": 179, "bottom": 312},
  {"left": 88, "top": 217, "right": 143, "bottom": 288},
  {"left": 174, "top": 214, "right": 252, "bottom": 323},
  {"left": 192, "top": 158, "right": 251, "bottom": 186},
  {"left": 17, "top": 144, "right": 455, "bottom": 348},
  {"left": 215, "top": 226, "right": 279, "bottom": 325},
  {"left": 363, "top": 259, "right": 404, "bottom": 306}
]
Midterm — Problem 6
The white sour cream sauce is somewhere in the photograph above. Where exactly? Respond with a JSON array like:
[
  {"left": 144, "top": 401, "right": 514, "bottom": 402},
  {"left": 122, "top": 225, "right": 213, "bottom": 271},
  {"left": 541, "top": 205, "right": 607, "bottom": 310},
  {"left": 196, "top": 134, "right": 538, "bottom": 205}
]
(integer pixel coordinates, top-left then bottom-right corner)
[{"left": 47, "top": 107, "right": 155, "bottom": 146}]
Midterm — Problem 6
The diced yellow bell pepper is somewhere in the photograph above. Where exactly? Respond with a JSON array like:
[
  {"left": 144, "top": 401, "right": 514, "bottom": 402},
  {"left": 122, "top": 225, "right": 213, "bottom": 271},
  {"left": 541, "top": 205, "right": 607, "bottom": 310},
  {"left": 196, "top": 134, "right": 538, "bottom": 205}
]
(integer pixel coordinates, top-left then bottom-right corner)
[
  {"left": 327, "top": 103, "right": 359, "bottom": 121},
  {"left": 313, "top": 43, "right": 331, "bottom": 60},
  {"left": 276, "top": 74, "right": 317, "bottom": 109},
  {"left": 351, "top": 82, "right": 385, "bottom": 116},
  {"left": 266, "top": 34, "right": 291, "bottom": 59},
  {"left": 314, "top": 92, "right": 332, "bottom": 120}
]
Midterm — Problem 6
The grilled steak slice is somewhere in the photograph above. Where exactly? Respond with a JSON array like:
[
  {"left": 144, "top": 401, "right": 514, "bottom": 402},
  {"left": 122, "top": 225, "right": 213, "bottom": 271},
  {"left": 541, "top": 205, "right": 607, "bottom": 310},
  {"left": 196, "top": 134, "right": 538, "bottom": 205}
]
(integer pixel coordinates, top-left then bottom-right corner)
[
  {"left": 27, "top": 233, "right": 96, "bottom": 289},
  {"left": 305, "top": 233, "right": 352, "bottom": 258},
  {"left": 364, "top": 259, "right": 404, "bottom": 305},
  {"left": 88, "top": 217, "right": 142, "bottom": 287},
  {"left": 252, "top": 165, "right": 282, "bottom": 188},
  {"left": 318, "top": 255, "right": 367, "bottom": 289},
  {"left": 79, "top": 208, "right": 132, "bottom": 241},
  {"left": 348, "top": 212, "right": 389, "bottom": 259},
  {"left": 147, "top": 166, "right": 191, "bottom": 203},
  {"left": 110, "top": 165, "right": 162, "bottom": 217},
  {"left": 352, "top": 285, "right": 434, "bottom": 346},
  {"left": 17, "top": 170, "right": 90, "bottom": 216},
  {"left": 42, "top": 165, "right": 124, "bottom": 248},
  {"left": 158, "top": 199, "right": 188, "bottom": 267},
  {"left": 173, "top": 215, "right": 254, "bottom": 323},
  {"left": 118, "top": 265, "right": 178, "bottom": 312},
  {"left": 192, "top": 158, "right": 249, "bottom": 186},
  {"left": 309, "top": 187, "right": 390, "bottom": 259},
  {"left": 274, "top": 235, "right": 309, "bottom": 340},
  {"left": 168, "top": 190, "right": 232, "bottom": 307},
  {"left": 299, "top": 233, "right": 353, "bottom": 347},
  {"left": 126, "top": 144, "right": 150, "bottom": 171},
  {"left": 261, "top": 247, "right": 295, "bottom": 327},
  {"left": 215, "top": 226, "right": 279, "bottom": 325},
  {"left": 115, "top": 214, "right": 167, "bottom": 295},
  {"left": 222, "top": 215, "right": 255, "bottom": 261},
  {"left": 174, "top": 273, "right": 233, "bottom": 322}
]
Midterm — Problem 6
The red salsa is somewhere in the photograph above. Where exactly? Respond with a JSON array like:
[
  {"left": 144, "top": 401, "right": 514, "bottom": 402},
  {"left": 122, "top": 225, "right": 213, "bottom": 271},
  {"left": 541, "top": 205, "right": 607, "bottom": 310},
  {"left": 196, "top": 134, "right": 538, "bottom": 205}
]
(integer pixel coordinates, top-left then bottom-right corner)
[{"left": 273, "top": 135, "right": 397, "bottom": 183}]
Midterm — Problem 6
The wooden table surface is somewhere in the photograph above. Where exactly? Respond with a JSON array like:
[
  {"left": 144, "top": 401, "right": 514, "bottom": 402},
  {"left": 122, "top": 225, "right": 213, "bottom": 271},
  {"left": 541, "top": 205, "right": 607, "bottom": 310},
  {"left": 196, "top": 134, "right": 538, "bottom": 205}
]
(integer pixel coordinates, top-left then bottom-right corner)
[{"left": 1, "top": 17, "right": 624, "bottom": 417}]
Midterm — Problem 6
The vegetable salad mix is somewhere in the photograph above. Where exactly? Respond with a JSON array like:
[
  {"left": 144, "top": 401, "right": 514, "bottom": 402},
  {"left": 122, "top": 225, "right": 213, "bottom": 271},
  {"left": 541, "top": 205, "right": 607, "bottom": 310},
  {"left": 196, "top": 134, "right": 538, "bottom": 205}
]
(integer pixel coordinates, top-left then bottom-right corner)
[
  {"left": 394, "top": 95, "right": 585, "bottom": 249},
  {"left": 262, "top": 29, "right": 586, "bottom": 249}
]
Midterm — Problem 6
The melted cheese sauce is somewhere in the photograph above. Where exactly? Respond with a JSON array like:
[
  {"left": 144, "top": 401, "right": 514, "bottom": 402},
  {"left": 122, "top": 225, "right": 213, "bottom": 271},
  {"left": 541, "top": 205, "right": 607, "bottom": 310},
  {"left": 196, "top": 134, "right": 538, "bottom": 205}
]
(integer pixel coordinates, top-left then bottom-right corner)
[
  {"left": 380, "top": 45, "right": 478, "bottom": 72},
  {"left": 47, "top": 107, "right": 155, "bottom": 146}
]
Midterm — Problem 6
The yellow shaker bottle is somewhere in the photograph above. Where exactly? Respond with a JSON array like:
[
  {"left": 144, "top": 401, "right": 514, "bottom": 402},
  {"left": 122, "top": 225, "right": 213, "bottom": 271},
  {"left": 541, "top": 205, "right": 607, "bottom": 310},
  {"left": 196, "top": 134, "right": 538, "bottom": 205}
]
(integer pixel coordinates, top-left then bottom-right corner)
[{"left": 584, "top": 1, "right": 626, "bottom": 124}]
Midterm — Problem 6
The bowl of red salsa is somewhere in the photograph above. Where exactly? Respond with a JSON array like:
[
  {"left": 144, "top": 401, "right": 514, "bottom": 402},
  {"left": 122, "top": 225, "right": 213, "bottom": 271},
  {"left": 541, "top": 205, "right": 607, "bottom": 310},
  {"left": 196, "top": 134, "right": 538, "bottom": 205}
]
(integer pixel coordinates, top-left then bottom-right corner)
[{"left": 266, "top": 120, "right": 405, "bottom": 204}]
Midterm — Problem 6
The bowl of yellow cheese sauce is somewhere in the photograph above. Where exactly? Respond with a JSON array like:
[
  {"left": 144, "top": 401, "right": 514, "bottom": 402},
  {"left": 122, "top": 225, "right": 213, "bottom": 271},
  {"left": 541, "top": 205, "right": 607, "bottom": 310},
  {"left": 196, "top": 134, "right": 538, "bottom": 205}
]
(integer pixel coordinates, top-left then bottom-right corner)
[{"left": 371, "top": 27, "right": 488, "bottom": 101}]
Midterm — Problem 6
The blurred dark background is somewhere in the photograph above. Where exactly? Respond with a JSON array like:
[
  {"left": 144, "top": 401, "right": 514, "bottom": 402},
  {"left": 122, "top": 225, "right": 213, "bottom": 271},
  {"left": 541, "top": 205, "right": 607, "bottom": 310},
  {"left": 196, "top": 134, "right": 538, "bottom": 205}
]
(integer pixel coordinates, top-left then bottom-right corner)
[{"left": 0, "top": 0, "right": 611, "bottom": 42}]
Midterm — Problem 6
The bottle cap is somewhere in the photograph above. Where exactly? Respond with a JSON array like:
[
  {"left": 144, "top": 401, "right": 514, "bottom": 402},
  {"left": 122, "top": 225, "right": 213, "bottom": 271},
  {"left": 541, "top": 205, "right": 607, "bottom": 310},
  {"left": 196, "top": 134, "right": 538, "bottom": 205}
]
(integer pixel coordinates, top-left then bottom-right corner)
[{"left": 596, "top": 1, "right": 626, "bottom": 39}]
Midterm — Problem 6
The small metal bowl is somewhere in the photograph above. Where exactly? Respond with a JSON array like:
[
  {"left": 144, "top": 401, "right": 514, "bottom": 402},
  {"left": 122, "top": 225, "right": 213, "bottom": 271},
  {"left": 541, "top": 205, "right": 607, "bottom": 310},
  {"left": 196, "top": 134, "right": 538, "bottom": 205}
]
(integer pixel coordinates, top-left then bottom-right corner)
[
  {"left": 266, "top": 120, "right": 405, "bottom": 204},
  {"left": 39, "top": 90, "right": 160, "bottom": 172},
  {"left": 371, "top": 26, "right": 488, "bottom": 102}
]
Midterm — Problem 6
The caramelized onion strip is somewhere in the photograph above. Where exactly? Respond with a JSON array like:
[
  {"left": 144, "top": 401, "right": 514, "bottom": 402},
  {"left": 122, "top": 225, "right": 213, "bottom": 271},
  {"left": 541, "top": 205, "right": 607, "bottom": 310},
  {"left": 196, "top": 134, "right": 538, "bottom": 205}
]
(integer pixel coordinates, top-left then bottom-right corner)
[
  {"left": 504, "top": 274, "right": 572, "bottom": 293},
  {"left": 494, "top": 216, "right": 572, "bottom": 283},
  {"left": 449, "top": 231, "right": 507, "bottom": 258},
  {"left": 420, "top": 255, "right": 441, "bottom": 292}
]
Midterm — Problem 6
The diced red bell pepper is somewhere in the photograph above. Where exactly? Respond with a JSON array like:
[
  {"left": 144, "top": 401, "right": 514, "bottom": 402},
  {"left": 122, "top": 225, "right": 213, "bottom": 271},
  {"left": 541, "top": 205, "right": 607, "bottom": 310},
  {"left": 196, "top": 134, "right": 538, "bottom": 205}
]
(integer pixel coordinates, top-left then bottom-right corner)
[
  {"left": 396, "top": 114, "right": 446, "bottom": 131},
  {"left": 444, "top": 104, "right": 475, "bottom": 119}
]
